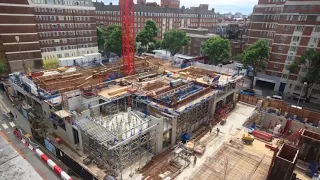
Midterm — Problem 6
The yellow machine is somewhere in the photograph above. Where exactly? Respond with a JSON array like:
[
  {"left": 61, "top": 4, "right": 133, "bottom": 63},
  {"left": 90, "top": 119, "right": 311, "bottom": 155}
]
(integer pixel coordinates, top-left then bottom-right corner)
[{"left": 242, "top": 133, "right": 254, "bottom": 144}]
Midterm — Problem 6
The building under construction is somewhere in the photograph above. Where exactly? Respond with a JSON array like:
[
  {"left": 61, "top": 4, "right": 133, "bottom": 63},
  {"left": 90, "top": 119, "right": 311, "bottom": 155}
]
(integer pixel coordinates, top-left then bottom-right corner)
[{"left": 7, "top": 55, "right": 243, "bottom": 179}]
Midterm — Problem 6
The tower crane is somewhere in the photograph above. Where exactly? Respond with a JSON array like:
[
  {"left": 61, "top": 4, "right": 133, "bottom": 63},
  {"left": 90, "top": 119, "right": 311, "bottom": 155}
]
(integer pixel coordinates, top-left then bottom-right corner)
[{"left": 120, "top": 0, "right": 135, "bottom": 76}]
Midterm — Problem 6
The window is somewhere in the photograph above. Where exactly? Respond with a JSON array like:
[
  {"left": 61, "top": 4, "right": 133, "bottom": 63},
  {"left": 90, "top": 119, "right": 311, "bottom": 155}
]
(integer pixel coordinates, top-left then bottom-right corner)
[
  {"left": 52, "top": 24, "right": 58, "bottom": 29},
  {"left": 280, "top": 36, "right": 287, "bottom": 42},
  {"left": 50, "top": 16, "right": 56, "bottom": 21},
  {"left": 314, "top": 26, "right": 320, "bottom": 32},
  {"left": 274, "top": 63, "right": 279, "bottom": 69},
  {"left": 286, "top": 15, "right": 293, "bottom": 21},
  {"left": 311, "top": 38, "right": 319, "bottom": 44},
  {"left": 298, "top": 15, "right": 307, "bottom": 21},
  {"left": 301, "top": 5, "right": 311, "bottom": 11},
  {"left": 287, "top": 56, "right": 294, "bottom": 61},
  {"left": 283, "top": 25, "right": 290, "bottom": 31},
  {"left": 317, "top": 16, "right": 320, "bottom": 22},
  {"left": 292, "top": 36, "right": 300, "bottom": 42},
  {"left": 295, "top": 26, "right": 304, "bottom": 31},
  {"left": 290, "top": 46, "right": 297, "bottom": 52},
  {"left": 271, "top": 72, "right": 278, "bottom": 77},
  {"left": 287, "top": 5, "right": 296, "bottom": 11},
  {"left": 276, "top": 55, "right": 281, "bottom": 60},
  {"left": 278, "top": 45, "right": 284, "bottom": 51}
]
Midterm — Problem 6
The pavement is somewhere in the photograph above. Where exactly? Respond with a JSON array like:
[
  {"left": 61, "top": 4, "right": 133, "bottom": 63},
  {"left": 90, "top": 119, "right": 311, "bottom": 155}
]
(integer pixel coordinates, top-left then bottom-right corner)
[
  {"left": 0, "top": 91, "right": 60, "bottom": 180},
  {"left": 0, "top": 131, "right": 43, "bottom": 180}
]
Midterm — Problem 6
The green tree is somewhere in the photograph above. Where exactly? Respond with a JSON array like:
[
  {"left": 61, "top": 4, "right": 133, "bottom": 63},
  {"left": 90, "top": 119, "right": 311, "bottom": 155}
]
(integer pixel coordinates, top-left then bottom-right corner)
[
  {"left": 287, "top": 49, "right": 320, "bottom": 99},
  {"left": 242, "top": 40, "right": 269, "bottom": 88},
  {"left": 136, "top": 20, "right": 158, "bottom": 50},
  {"left": 232, "top": 53, "right": 243, "bottom": 62},
  {"left": 105, "top": 25, "right": 122, "bottom": 56},
  {"left": 162, "top": 29, "right": 190, "bottom": 56},
  {"left": 97, "top": 27, "right": 105, "bottom": 51},
  {"left": 0, "top": 61, "right": 7, "bottom": 74},
  {"left": 202, "top": 36, "right": 231, "bottom": 65},
  {"left": 155, "top": 39, "right": 162, "bottom": 49}
]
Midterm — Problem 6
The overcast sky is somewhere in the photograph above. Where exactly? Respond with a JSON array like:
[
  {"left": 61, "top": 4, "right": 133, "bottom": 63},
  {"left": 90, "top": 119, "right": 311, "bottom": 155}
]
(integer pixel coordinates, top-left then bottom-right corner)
[{"left": 102, "top": 0, "right": 256, "bottom": 14}]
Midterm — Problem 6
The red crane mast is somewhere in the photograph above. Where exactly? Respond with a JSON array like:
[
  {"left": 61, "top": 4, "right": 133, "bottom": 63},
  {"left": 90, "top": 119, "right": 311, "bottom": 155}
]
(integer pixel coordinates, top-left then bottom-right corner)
[{"left": 120, "top": 0, "right": 135, "bottom": 76}]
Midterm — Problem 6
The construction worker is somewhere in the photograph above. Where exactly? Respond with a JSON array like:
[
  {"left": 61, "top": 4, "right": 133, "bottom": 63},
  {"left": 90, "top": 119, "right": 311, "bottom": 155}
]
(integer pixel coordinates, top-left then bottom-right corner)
[
  {"left": 209, "top": 122, "right": 213, "bottom": 133},
  {"left": 216, "top": 128, "right": 220, "bottom": 136}
]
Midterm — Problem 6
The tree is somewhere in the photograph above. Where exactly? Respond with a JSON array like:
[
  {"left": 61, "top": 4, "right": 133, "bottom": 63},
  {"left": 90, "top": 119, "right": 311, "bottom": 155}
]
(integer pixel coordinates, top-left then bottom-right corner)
[
  {"left": 232, "top": 53, "right": 243, "bottom": 62},
  {"left": 162, "top": 29, "right": 190, "bottom": 56},
  {"left": 136, "top": 20, "right": 158, "bottom": 50},
  {"left": 0, "top": 61, "right": 7, "bottom": 74},
  {"left": 242, "top": 40, "right": 269, "bottom": 88},
  {"left": 43, "top": 59, "right": 59, "bottom": 70},
  {"left": 105, "top": 25, "right": 122, "bottom": 56},
  {"left": 287, "top": 49, "right": 320, "bottom": 99},
  {"left": 155, "top": 39, "right": 162, "bottom": 49},
  {"left": 97, "top": 27, "right": 105, "bottom": 51},
  {"left": 202, "top": 36, "right": 231, "bottom": 65}
]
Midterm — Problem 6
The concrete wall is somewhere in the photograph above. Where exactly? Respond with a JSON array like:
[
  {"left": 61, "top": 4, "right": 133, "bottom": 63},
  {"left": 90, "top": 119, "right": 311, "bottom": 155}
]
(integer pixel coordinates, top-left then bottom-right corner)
[{"left": 64, "top": 90, "right": 82, "bottom": 111}]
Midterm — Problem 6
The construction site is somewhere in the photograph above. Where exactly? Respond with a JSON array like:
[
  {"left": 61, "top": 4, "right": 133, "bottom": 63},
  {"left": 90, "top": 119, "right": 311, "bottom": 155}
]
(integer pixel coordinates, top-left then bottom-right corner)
[
  {"left": 6, "top": 50, "right": 320, "bottom": 180},
  {"left": 3, "top": 0, "right": 320, "bottom": 179}
]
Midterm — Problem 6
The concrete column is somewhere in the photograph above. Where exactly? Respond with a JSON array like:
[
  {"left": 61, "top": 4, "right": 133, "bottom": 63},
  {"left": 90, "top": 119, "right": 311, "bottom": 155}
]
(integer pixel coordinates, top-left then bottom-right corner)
[
  {"left": 171, "top": 117, "right": 177, "bottom": 146},
  {"left": 209, "top": 99, "right": 216, "bottom": 118},
  {"left": 75, "top": 126, "right": 84, "bottom": 152},
  {"left": 155, "top": 118, "right": 164, "bottom": 153},
  {"left": 65, "top": 119, "right": 75, "bottom": 145}
]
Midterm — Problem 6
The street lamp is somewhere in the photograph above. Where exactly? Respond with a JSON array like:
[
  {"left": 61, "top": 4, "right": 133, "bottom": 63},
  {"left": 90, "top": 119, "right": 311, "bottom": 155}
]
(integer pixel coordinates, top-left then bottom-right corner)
[{"left": 297, "top": 82, "right": 307, "bottom": 106}]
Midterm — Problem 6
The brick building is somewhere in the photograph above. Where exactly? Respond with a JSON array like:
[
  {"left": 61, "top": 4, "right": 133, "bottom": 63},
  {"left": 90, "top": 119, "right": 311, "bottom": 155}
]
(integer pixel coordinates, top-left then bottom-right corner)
[
  {"left": 247, "top": 0, "right": 320, "bottom": 99},
  {"left": 214, "top": 22, "right": 248, "bottom": 55},
  {"left": 95, "top": 2, "right": 217, "bottom": 39},
  {"left": 179, "top": 27, "right": 217, "bottom": 57},
  {"left": 161, "top": 0, "right": 180, "bottom": 9},
  {"left": 31, "top": 0, "right": 98, "bottom": 60},
  {"left": 0, "top": 0, "right": 42, "bottom": 72},
  {"left": 0, "top": 0, "right": 98, "bottom": 72}
]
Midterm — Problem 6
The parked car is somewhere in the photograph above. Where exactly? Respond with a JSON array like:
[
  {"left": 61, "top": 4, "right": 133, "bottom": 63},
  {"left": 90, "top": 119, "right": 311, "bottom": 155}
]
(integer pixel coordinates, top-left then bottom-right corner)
[
  {"left": 266, "top": 95, "right": 283, "bottom": 101},
  {"left": 288, "top": 95, "right": 309, "bottom": 103},
  {"left": 222, "top": 60, "right": 234, "bottom": 65},
  {"left": 239, "top": 89, "right": 255, "bottom": 96}
]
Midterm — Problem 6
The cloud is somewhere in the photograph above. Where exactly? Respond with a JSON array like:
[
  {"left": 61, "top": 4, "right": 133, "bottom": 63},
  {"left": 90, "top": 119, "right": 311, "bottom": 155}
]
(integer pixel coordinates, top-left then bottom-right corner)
[{"left": 99, "top": 0, "right": 256, "bottom": 14}]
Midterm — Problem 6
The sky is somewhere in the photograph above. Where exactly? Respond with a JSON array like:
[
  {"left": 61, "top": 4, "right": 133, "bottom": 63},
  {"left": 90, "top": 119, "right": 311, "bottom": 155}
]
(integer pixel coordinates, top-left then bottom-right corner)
[{"left": 102, "top": 0, "right": 257, "bottom": 15}]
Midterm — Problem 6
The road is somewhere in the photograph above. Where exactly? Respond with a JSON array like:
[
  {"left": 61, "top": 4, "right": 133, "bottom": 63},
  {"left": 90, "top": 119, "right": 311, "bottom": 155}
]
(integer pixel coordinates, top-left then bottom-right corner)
[{"left": 0, "top": 92, "right": 60, "bottom": 180}]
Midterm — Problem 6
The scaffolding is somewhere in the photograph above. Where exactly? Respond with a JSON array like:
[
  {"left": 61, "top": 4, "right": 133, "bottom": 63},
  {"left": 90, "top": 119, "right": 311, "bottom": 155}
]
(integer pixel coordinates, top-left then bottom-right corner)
[{"left": 73, "top": 110, "right": 158, "bottom": 178}]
